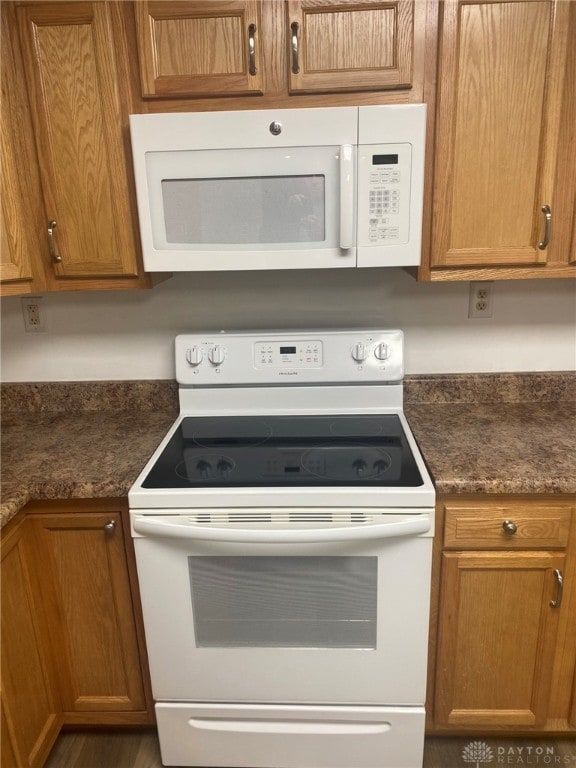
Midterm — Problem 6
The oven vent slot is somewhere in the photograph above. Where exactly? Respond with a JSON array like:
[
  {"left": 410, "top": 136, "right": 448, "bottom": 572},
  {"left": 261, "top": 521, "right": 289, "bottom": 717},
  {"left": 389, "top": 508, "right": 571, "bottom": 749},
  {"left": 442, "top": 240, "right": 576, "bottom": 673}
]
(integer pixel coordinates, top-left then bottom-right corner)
[
  {"left": 288, "top": 511, "right": 370, "bottom": 523},
  {"left": 191, "top": 511, "right": 372, "bottom": 525},
  {"left": 193, "top": 512, "right": 273, "bottom": 524}
]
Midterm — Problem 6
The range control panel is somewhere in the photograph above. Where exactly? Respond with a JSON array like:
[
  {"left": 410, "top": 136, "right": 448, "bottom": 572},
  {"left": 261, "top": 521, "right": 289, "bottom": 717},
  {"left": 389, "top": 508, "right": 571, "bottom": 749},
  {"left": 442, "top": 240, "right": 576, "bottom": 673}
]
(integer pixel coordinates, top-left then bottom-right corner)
[
  {"left": 255, "top": 340, "right": 323, "bottom": 369},
  {"left": 175, "top": 330, "right": 404, "bottom": 386}
]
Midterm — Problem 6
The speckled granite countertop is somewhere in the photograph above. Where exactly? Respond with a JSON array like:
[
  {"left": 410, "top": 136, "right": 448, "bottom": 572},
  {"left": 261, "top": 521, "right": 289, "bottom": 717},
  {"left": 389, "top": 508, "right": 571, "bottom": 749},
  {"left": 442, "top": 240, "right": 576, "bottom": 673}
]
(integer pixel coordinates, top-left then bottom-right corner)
[
  {"left": 403, "top": 372, "right": 576, "bottom": 496},
  {"left": 405, "top": 402, "right": 576, "bottom": 495},
  {"left": 1, "top": 374, "right": 575, "bottom": 529},
  {"left": 1, "top": 382, "right": 179, "bottom": 528}
]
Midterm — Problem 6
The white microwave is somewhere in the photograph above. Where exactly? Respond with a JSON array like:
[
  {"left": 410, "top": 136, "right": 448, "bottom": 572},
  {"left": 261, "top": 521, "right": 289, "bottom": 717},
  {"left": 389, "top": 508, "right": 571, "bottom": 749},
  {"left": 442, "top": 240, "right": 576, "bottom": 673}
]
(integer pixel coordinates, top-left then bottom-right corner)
[{"left": 129, "top": 105, "right": 426, "bottom": 272}]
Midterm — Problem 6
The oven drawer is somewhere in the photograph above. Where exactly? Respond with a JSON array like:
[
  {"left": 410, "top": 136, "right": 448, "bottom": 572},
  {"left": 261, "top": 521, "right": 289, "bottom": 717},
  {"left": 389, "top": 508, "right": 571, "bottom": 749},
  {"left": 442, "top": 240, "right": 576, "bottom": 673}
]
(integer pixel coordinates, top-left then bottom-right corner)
[
  {"left": 155, "top": 703, "right": 425, "bottom": 768},
  {"left": 443, "top": 502, "right": 571, "bottom": 549}
]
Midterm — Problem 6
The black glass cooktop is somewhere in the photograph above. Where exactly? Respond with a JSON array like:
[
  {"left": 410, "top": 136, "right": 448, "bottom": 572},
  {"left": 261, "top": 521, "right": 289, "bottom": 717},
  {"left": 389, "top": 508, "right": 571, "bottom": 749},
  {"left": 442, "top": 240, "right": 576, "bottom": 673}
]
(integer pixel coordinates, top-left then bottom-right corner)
[{"left": 143, "top": 415, "right": 423, "bottom": 488}]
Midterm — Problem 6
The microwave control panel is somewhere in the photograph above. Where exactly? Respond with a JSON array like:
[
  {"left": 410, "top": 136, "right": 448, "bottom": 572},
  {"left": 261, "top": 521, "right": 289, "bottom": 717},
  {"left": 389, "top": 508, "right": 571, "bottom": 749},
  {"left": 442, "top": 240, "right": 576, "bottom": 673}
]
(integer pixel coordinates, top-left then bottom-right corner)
[{"left": 358, "top": 143, "right": 412, "bottom": 247}]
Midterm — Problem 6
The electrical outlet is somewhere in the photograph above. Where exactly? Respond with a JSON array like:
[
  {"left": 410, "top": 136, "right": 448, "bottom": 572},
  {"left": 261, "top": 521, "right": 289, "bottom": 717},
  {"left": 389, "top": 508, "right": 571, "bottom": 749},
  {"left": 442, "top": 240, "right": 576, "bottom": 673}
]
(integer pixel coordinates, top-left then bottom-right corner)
[
  {"left": 468, "top": 281, "right": 494, "bottom": 319},
  {"left": 21, "top": 296, "right": 47, "bottom": 332}
]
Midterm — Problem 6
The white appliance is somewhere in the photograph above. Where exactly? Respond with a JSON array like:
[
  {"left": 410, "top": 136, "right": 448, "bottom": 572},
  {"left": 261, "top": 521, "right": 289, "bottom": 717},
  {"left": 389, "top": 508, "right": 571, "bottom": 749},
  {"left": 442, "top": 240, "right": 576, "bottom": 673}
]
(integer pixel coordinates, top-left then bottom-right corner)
[
  {"left": 129, "top": 329, "right": 435, "bottom": 768},
  {"left": 129, "top": 105, "right": 426, "bottom": 272}
]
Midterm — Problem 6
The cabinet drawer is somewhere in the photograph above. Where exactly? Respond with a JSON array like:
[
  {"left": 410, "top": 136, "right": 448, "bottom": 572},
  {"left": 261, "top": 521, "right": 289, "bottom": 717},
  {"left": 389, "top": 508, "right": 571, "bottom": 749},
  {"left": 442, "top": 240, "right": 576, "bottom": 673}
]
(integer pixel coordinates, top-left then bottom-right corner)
[{"left": 443, "top": 503, "right": 572, "bottom": 549}]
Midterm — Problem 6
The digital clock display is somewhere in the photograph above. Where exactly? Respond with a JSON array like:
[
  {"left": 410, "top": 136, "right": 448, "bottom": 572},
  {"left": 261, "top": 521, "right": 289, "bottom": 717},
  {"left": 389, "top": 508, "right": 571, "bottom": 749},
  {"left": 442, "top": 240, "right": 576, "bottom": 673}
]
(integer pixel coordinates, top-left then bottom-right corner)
[
  {"left": 280, "top": 346, "right": 297, "bottom": 354},
  {"left": 372, "top": 154, "right": 398, "bottom": 165}
]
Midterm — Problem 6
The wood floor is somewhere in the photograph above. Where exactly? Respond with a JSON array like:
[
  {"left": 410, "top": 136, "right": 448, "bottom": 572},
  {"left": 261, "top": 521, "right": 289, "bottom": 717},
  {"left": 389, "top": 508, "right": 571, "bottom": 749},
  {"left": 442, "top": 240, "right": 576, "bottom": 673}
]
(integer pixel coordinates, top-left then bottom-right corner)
[{"left": 44, "top": 729, "right": 576, "bottom": 768}]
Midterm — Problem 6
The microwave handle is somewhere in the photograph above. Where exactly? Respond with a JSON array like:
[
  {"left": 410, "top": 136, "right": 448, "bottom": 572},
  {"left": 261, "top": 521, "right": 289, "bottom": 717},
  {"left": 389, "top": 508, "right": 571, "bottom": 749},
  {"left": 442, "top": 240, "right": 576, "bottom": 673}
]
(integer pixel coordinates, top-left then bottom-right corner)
[
  {"left": 339, "top": 144, "right": 354, "bottom": 250},
  {"left": 132, "top": 515, "right": 430, "bottom": 543}
]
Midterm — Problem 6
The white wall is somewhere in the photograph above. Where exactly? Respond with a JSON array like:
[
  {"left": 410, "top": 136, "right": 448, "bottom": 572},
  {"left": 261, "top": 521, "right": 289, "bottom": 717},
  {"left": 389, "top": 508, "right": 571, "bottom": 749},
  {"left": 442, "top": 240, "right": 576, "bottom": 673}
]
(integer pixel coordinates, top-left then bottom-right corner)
[{"left": 1, "top": 269, "right": 575, "bottom": 381}]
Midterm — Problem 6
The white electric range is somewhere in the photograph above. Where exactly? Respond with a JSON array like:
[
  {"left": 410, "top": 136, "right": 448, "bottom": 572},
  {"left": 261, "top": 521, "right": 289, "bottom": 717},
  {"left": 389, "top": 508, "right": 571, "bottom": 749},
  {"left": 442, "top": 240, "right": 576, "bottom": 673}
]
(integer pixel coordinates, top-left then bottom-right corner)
[{"left": 129, "top": 329, "right": 434, "bottom": 768}]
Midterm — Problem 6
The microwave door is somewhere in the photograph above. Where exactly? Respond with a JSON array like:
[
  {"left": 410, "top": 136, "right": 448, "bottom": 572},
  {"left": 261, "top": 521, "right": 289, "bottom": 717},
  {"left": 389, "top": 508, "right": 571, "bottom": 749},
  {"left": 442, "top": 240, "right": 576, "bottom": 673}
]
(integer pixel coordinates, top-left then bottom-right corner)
[{"left": 141, "top": 146, "right": 356, "bottom": 272}]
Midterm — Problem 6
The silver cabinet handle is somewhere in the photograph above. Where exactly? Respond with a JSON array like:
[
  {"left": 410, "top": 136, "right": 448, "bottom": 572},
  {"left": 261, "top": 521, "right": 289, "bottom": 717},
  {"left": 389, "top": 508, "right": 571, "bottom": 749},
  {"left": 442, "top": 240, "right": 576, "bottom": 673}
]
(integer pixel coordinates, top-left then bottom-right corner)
[
  {"left": 502, "top": 520, "right": 517, "bottom": 535},
  {"left": 47, "top": 219, "right": 62, "bottom": 263},
  {"left": 104, "top": 520, "right": 116, "bottom": 534},
  {"left": 248, "top": 23, "right": 257, "bottom": 76},
  {"left": 290, "top": 22, "right": 300, "bottom": 74},
  {"left": 550, "top": 568, "right": 563, "bottom": 608},
  {"left": 537, "top": 204, "right": 552, "bottom": 250}
]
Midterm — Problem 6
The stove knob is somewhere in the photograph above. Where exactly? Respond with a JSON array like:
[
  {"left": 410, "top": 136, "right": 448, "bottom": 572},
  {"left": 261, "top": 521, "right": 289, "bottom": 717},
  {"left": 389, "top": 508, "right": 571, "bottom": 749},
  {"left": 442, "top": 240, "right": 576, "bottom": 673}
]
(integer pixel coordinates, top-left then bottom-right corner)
[
  {"left": 186, "top": 346, "right": 203, "bottom": 366},
  {"left": 351, "top": 343, "right": 367, "bottom": 362},
  {"left": 352, "top": 458, "right": 368, "bottom": 477},
  {"left": 374, "top": 342, "right": 389, "bottom": 361},
  {"left": 208, "top": 345, "right": 225, "bottom": 366}
]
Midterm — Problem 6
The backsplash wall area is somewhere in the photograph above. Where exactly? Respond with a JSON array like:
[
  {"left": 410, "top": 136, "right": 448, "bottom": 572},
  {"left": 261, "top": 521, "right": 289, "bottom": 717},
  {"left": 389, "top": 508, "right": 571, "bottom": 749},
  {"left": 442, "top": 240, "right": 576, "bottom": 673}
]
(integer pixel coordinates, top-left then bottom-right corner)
[{"left": 1, "top": 269, "right": 575, "bottom": 381}]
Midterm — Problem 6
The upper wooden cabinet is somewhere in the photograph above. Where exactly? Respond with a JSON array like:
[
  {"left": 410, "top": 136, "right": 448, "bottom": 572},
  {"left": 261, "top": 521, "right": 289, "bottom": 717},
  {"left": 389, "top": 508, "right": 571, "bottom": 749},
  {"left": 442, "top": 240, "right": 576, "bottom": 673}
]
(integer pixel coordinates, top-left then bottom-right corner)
[
  {"left": 422, "top": 0, "right": 575, "bottom": 280},
  {"left": 134, "top": 0, "right": 426, "bottom": 103},
  {"left": 0, "top": 3, "right": 45, "bottom": 297},
  {"left": 0, "top": 2, "right": 152, "bottom": 296},
  {"left": 135, "top": 1, "right": 264, "bottom": 98},
  {"left": 286, "top": 0, "right": 414, "bottom": 94},
  {"left": 17, "top": 2, "right": 143, "bottom": 284}
]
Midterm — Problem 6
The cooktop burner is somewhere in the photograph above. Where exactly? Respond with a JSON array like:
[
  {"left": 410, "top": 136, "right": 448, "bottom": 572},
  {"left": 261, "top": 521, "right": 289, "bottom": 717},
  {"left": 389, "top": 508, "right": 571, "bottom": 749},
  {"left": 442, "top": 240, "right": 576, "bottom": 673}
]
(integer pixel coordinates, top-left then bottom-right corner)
[{"left": 143, "top": 415, "right": 424, "bottom": 488}]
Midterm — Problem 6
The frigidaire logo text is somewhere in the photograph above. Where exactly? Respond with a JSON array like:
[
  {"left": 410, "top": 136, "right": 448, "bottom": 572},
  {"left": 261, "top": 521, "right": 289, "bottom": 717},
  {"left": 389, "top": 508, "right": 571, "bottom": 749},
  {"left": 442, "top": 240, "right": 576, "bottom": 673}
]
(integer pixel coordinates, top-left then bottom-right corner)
[{"left": 279, "top": 371, "right": 299, "bottom": 376}]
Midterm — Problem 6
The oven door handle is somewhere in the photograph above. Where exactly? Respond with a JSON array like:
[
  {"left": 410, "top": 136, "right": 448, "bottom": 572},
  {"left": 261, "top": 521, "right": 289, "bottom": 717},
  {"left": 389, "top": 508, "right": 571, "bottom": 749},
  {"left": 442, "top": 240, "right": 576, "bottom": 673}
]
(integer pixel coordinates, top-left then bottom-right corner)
[{"left": 132, "top": 515, "right": 430, "bottom": 543}]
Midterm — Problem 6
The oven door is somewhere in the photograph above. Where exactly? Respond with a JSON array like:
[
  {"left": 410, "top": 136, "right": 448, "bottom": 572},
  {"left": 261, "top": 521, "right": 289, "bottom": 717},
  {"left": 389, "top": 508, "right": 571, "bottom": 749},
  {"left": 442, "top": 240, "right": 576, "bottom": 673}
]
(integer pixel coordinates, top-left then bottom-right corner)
[{"left": 131, "top": 509, "right": 432, "bottom": 706}]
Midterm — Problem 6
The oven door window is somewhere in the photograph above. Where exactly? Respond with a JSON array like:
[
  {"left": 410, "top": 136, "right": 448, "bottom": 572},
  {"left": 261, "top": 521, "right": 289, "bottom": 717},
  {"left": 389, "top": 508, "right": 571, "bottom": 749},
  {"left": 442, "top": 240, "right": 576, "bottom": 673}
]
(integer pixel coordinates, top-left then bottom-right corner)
[{"left": 188, "top": 556, "right": 377, "bottom": 649}]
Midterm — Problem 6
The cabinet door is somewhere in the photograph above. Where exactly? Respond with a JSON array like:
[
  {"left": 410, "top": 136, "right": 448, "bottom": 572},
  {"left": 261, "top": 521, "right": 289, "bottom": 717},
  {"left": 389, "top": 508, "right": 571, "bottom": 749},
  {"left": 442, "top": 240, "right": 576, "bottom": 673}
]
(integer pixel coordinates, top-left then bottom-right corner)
[
  {"left": 435, "top": 551, "right": 565, "bottom": 728},
  {"left": 287, "top": 0, "right": 414, "bottom": 94},
  {"left": 30, "top": 511, "right": 147, "bottom": 720},
  {"left": 0, "top": 4, "right": 45, "bottom": 296},
  {"left": 135, "top": 1, "right": 263, "bottom": 97},
  {"left": 16, "top": 2, "right": 142, "bottom": 283},
  {"left": 1, "top": 520, "right": 60, "bottom": 768},
  {"left": 431, "top": 0, "right": 569, "bottom": 269}
]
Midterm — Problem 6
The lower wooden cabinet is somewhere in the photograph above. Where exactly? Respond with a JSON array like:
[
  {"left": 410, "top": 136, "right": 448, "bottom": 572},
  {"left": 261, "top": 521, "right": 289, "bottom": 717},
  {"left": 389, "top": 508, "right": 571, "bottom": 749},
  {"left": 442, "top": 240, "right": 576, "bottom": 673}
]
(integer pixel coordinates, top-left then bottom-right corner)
[
  {"left": 428, "top": 496, "right": 576, "bottom": 734},
  {"left": 435, "top": 550, "right": 564, "bottom": 727},
  {"left": 1, "top": 500, "right": 153, "bottom": 768},
  {"left": 0, "top": 517, "right": 61, "bottom": 768},
  {"left": 27, "top": 503, "right": 152, "bottom": 724}
]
